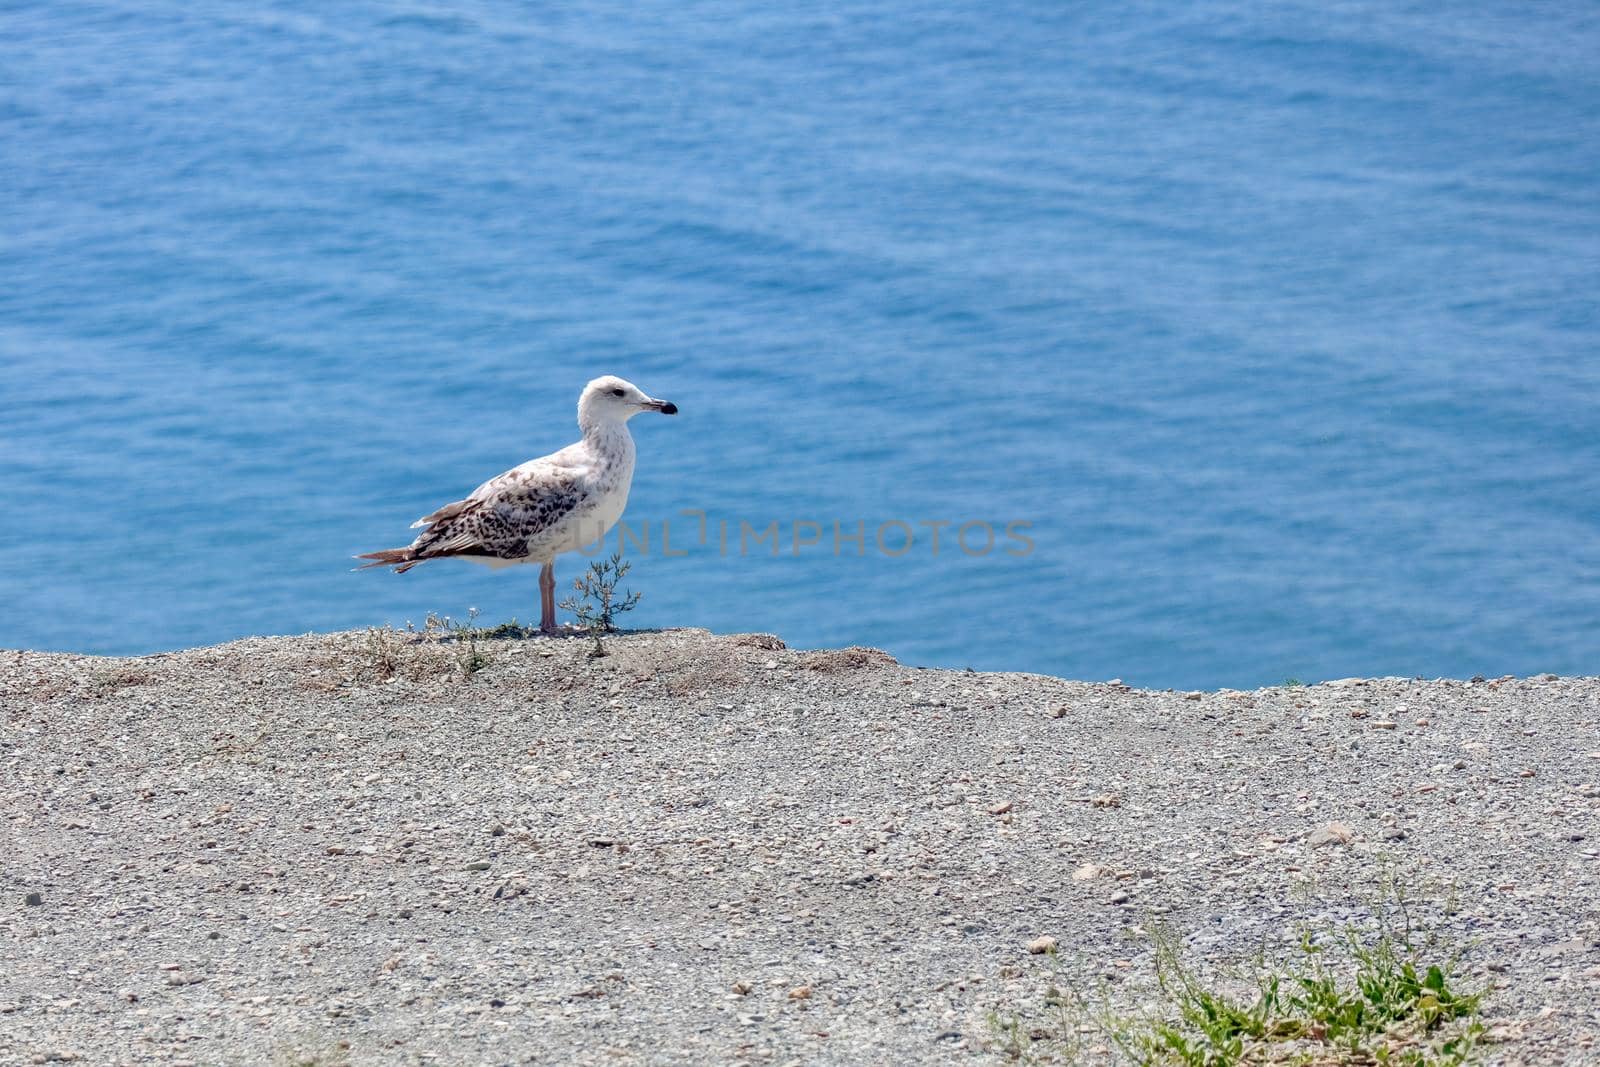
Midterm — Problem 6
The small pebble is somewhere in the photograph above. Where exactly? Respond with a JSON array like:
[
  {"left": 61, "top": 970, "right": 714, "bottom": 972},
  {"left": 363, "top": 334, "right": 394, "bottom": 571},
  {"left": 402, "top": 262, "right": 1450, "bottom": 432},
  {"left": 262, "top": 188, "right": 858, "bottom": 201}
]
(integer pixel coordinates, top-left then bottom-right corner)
[{"left": 1309, "top": 822, "right": 1354, "bottom": 848}]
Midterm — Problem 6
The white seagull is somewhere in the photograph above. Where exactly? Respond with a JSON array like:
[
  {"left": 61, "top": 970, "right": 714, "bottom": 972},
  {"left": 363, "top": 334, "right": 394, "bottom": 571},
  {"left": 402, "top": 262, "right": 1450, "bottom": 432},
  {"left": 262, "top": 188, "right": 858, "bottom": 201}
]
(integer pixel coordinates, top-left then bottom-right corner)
[{"left": 358, "top": 375, "right": 677, "bottom": 633}]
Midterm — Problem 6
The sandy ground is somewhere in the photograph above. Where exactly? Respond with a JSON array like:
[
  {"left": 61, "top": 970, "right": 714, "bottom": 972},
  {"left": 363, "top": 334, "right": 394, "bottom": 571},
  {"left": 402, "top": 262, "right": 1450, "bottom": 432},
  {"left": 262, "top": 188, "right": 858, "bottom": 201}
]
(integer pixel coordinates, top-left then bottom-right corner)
[{"left": 2, "top": 628, "right": 1597, "bottom": 1065}]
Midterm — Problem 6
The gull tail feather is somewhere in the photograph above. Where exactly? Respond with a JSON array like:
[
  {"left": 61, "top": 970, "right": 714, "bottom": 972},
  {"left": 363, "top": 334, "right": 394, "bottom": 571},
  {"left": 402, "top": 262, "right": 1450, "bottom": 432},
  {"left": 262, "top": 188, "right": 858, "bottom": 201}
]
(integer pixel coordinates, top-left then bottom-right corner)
[{"left": 354, "top": 547, "right": 422, "bottom": 574}]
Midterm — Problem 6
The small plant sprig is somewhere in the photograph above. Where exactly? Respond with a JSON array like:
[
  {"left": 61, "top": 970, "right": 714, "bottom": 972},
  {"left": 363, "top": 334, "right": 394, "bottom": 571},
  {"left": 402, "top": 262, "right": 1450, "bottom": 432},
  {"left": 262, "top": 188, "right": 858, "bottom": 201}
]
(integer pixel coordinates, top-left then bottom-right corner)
[
  {"left": 362, "top": 626, "right": 409, "bottom": 681},
  {"left": 559, "top": 553, "right": 642, "bottom": 657},
  {"left": 423, "top": 608, "right": 494, "bottom": 679}
]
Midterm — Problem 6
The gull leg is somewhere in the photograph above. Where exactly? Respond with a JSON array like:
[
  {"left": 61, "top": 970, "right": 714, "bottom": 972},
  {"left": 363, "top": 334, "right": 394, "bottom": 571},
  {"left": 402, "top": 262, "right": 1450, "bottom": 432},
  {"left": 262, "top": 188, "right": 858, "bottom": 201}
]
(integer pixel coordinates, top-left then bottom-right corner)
[{"left": 539, "top": 562, "right": 557, "bottom": 634}]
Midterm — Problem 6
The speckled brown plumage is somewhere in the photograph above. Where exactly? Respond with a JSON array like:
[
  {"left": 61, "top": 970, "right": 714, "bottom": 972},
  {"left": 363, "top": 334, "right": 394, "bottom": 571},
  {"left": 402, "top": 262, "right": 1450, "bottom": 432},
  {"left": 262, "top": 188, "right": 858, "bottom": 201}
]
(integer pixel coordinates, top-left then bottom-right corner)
[{"left": 397, "top": 474, "right": 584, "bottom": 570}]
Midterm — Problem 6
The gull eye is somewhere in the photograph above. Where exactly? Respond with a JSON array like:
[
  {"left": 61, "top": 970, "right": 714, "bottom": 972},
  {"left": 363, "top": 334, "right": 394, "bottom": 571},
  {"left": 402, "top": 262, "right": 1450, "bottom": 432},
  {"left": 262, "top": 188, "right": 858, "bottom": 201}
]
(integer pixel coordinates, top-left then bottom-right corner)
[{"left": 611, "top": 388, "right": 626, "bottom": 398}]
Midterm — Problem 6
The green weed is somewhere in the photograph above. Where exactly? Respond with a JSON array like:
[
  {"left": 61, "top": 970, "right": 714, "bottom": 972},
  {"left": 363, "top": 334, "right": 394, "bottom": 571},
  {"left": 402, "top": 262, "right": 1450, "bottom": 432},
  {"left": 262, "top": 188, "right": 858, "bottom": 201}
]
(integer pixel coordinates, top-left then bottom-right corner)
[
  {"left": 559, "top": 553, "right": 642, "bottom": 658},
  {"left": 992, "top": 885, "right": 1484, "bottom": 1065}
]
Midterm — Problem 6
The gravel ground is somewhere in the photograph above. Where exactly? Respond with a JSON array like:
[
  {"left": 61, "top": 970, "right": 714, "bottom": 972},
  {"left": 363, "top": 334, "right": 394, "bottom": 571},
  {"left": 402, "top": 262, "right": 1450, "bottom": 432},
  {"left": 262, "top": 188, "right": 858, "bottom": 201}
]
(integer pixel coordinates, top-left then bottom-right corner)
[{"left": 2, "top": 628, "right": 1597, "bottom": 1066}]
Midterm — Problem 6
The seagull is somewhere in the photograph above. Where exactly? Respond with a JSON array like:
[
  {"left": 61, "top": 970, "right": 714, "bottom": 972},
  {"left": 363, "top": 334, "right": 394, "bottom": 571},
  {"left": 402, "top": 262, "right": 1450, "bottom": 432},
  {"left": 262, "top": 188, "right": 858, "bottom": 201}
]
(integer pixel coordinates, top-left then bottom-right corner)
[{"left": 357, "top": 375, "right": 677, "bottom": 633}]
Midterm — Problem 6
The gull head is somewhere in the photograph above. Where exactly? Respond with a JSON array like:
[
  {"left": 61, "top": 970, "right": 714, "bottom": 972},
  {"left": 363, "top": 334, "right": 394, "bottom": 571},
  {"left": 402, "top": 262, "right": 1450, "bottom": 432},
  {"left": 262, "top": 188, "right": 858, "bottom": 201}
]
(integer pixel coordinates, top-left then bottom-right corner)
[{"left": 579, "top": 375, "right": 678, "bottom": 425}]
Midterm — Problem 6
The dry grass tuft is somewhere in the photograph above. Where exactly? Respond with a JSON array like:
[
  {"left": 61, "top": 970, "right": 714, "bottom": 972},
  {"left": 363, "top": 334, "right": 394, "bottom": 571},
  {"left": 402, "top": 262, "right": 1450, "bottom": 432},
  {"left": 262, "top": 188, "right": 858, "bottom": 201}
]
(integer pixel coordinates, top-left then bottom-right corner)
[
  {"left": 727, "top": 633, "right": 786, "bottom": 651},
  {"left": 799, "top": 646, "right": 897, "bottom": 672}
]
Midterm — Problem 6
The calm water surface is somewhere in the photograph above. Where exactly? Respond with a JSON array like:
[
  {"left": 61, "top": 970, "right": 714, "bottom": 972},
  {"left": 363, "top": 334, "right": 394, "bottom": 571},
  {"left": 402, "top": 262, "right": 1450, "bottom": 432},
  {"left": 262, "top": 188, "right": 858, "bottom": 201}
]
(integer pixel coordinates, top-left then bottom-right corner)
[{"left": 3, "top": 1, "right": 1597, "bottom": 687}]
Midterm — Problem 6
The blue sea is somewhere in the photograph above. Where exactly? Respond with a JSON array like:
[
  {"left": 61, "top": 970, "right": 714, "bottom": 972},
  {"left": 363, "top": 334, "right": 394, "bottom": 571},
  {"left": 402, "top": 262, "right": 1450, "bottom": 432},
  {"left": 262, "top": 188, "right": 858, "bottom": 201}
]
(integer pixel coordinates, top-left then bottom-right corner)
[{"left": 3, "top": 2, "right": 1597, "bottom": 689}]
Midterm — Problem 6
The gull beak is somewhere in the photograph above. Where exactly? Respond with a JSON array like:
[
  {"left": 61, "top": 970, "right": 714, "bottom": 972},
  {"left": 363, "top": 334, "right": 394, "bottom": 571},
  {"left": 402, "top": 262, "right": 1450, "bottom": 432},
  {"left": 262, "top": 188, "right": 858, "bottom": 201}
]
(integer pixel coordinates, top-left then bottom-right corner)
[{"left": 644, "top": 398, "right": 678, "bottom": 415}]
